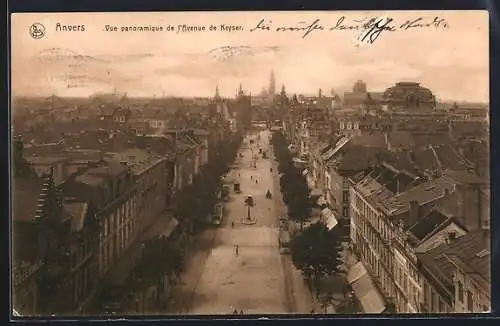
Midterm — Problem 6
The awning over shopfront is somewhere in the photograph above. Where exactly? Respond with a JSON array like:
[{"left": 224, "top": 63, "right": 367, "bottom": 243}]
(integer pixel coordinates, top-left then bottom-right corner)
[
  {"left": 320, "top": 207, "right": 338, "bottom": 230},
  {"left": 316, "top": 195, "right": 328, "bottom": 206},
  {"left": 310, "top": 188, "right": 322, "bottom": 197},
  {"left": 294, "top": 157, "right": 307, "bottom": 164},
  {"left": 347, "top": 262, "right": 386, "bottom": 313}
]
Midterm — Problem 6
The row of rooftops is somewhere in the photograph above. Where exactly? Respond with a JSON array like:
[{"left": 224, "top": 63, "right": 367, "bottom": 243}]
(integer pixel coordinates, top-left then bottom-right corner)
[
  {"left": 354, "top": 163, "right": 487, "bottom": 219},
  {"left": 309, "top": 131, "right": 475, "bottom": 176},
  {"left": 351, "top": 162, "right": 491, "bottom": 296},
  {"left": 105, "top": 148, "right": 165, "bottom": 175},
  {"left": 73, "top": 160, "right": 130, "bottom": 187},
  {"left": 19, "top": 124, "right": 212, "bottom": 158},
  {"left": 14, "top": 125, "right": 215, "bottom": 219},
  {"left": 418, "top": 228, "right": 490, "bottom": 295}
]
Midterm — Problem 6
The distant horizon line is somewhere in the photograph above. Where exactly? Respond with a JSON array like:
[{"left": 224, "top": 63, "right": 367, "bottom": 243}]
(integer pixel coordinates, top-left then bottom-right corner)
[{"left": 11, "top": 94, "right": 489, "bottom": 105}]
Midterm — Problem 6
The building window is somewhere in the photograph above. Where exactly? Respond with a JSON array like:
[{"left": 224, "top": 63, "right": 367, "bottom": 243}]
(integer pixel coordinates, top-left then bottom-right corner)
[
  {"left": 342, "top": 191, "right": 349, "bottom": 202},
  {"left": 343, "top": 206, "right": 349, "bottom": 217},
  {"left": 457, "top": 280, "right": 464, "bottom": 303},
  {"left": 467, "top": 290, "right": 473, "bottom": 311},
  {"left": 439, "top": 298, "right": 446, "bottom": 312}
]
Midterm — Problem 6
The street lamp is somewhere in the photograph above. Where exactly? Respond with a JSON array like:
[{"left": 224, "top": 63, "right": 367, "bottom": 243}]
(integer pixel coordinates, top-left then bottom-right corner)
[{"left": 244, "top": 196, "right": 254, "bottom": 220}]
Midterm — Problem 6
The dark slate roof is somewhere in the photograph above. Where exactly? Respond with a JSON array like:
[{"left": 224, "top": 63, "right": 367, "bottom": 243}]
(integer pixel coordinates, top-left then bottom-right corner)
[
  {"left": 350, "top": 133, "right": 386, "bottom": 148},
  {"left": 13, "top": 176, "right": 43, "bottom": 221},
  {"left": 411, "top": 147, "right": 440, "bottom": 171},
  {"left": 387, "top": 131, "right": 416, "bottom": 149},
  {"left": 75, "top": 161, "right": 128, "bottom": 187},
  {"left": 27, "top": 155, "right": 67, "bottom": 165},
  {"left": 434, "top": 145, "right": 469, "bottom": 170},
  {"left": 412, "top": 133, "right": 453, "bottom": 148},
  {"left": 384, "top": 170, "right": 416, "bottom": 194},
  {"left": 418, "top": 229, "right": 490, "bottom": 291},
  {"left": 75, "top": 173, "right": 104, "bottom": 186},
  {"left": 446, "top": 170, "right": 488, "bottom": 185},
  {"left": 379, "top": 151, "right": 419, "bottom": 175},
  {"left": 408, "top": 210, "right": 449, "bottom": 241},
  {"left": 452, "top": 121, "right": 488, "bottom": 137},
  {"left": 327, "top": 144, "right": 379, "bottom": 171},
  {"left": 86, "top": 161, "right": 128, "bottom": 178},
  {"left": 379, "top": 175, "right": 455, "bottom": 216},
  {"left": 107, "top": 149, "right": 164, "bottom": 174}
]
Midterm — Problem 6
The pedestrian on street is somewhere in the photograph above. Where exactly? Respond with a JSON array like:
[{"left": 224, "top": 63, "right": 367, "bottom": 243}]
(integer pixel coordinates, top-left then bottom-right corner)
[
  {"left": 251, "top": 176, "right": 253, "bottom": 180},
  {"left": 235, "top": 244, "right": 239, "bottom": 256},
  {"left": 231, "top": 221, "right": 235, "bottom": 228},
  {"left": 255, "top": 179, "right": 258, "bottom": 184},
  {"left": 233, "top": 309, "right": 238, "bottom": 314}
]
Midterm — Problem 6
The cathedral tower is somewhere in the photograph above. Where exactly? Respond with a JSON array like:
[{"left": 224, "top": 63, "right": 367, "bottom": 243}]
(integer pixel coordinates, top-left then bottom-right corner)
[{"left": 269, "top": 70, "right": 276, "bottom": 96}]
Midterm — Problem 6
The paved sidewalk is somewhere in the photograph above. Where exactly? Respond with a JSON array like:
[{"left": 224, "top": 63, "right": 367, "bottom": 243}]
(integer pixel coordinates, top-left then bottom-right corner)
[{"left": 165, "top": 228, "right": 218, "bottom": 314}]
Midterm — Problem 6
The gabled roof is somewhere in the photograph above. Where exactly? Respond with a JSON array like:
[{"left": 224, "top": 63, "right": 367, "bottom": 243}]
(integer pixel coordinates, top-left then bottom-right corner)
[
  {"left": 328, "top": 145, "right": 381, "bottom": 172},
  {"left": 408, "top": 209, "right": 449, "bottom": 241},
  {"left": 74, "top": 161, "right": 129, "bottom": 187},
  {"left": 387, "top": 131, "right": 416, "bottom": 149},
  {"left": 107, "top": 149, "right": 165, "bottom": 174},
  {"left": 379, "top": 175, "right": 456, "bottom": 217},
  {"left": 350, "top": 133, "right": 386, "bottom": 148},
  {"left": 446, "top": 169, "right": 488, "bottom": 185},
  {"left": 321, "top": 136, "right": 350, "bottom": 161},
  {"left": 418, "top": 229, "right": 490, "bottom": 291}
]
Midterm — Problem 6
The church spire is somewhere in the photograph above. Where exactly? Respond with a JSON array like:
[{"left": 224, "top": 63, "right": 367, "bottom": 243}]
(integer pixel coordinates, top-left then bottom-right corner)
[
  {"left": 238, "top": 83, "right": 244, "bottom": 97},
  {"left": 280, "top": 84, "right": 286, "bottom": 96},
  {"left": 214, "top": 84, "right": 221, "bottom": 102},
  {"left": 269, "top": 70, "right": 276, "bottom": 96}
]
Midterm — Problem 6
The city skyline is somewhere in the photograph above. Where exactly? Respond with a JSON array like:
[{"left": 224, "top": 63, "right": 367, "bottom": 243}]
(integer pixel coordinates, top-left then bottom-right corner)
[
  {"left": 12, "top": 11, "right": 488, "bottom": 101},
  {"left": 11, "top": 10, "right": 490, "bottom": 317}
]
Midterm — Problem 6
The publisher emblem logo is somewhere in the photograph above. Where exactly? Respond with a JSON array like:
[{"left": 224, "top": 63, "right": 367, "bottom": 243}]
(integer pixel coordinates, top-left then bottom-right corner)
[{"left": 29, "top": 23, "right": 46, "bottom": 39}]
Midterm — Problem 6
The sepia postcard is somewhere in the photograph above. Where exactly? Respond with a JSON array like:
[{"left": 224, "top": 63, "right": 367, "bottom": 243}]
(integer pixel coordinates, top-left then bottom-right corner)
[{"left": 10, "top": 11, "right": 490, "bottom": 317}]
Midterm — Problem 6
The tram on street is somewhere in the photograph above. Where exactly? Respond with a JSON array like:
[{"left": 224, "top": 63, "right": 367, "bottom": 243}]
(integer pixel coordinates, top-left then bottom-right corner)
[
  {"left": 211, "top": 203, "right": 224, "bottom": 226},
  {"left": 279, "top": 230, "right": 291, "bottom": 254}
]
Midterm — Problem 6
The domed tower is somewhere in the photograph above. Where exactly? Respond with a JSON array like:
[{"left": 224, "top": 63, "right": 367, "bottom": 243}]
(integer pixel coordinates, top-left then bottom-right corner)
[{"left": 383, "top": 82, "right": 436, "bottom": 111}]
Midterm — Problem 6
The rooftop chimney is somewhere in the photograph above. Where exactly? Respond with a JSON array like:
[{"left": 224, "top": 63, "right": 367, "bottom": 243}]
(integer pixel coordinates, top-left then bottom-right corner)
[
  {"left": 409, "top": 200, "right": 420, "bottom": 226},
  {"left": 446, "top": 231, "right": 457, "bottom": 244}
]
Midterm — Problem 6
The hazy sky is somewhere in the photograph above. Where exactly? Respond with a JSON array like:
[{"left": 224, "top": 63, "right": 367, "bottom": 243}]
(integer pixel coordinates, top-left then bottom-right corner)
[{"left": 11, "top": 11, "right": 488, "bottom": 102}]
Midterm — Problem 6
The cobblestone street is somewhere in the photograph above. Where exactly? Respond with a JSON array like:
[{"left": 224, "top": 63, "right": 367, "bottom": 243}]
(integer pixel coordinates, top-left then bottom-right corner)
[{"left": 167, "top": 130, "right": 290, "bottom": 314}]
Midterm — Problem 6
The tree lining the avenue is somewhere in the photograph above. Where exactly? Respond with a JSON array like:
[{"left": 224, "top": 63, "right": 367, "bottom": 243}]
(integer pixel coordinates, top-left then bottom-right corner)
[
  {"left": 290, "top": 222, "right": 343, "bottom": 283},
  {"left": 271, "top": 131, "right": 344, "bottom": 289},
  {"left": 132, "top": 237, "right": 184, "bottom": 288},
  {"left": 175, "top": 130, "right": 242, "bottom": 229},
  {"left": 271, "top": 131, "right": 311, "bottom": 227}
]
